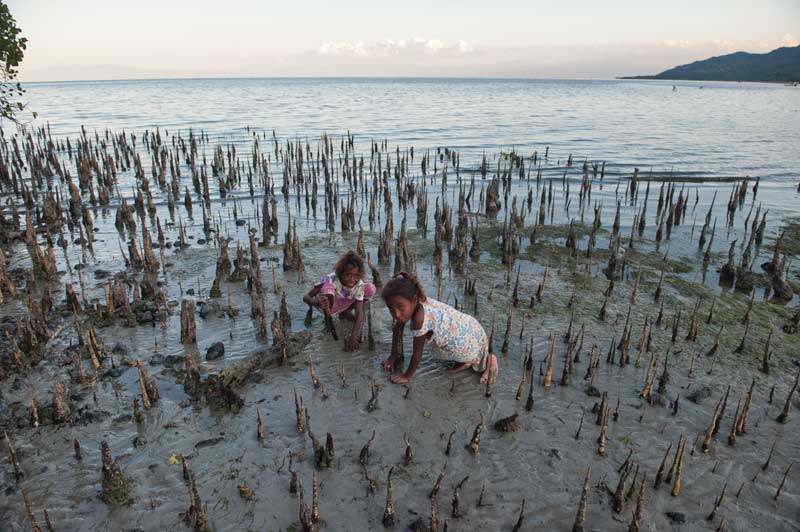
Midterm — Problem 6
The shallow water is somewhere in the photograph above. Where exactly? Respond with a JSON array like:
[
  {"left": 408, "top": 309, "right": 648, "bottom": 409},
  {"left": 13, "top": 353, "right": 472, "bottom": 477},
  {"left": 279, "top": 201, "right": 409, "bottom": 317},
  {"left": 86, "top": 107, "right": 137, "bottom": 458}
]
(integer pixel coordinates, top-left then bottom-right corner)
[
  {"left": 1, "top": 78, "right": 800, "bottom": 532},
  {"left": 23, "top": 77, "right": 800, "bottom": 181}
]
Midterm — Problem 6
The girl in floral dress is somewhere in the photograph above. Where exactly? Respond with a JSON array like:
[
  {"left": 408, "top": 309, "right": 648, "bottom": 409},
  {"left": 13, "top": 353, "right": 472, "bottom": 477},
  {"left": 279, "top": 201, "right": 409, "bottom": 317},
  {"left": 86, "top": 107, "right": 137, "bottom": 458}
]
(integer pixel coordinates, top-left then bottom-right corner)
[{"left": 380, "top": 272, "right": 498, "bottom": 384}]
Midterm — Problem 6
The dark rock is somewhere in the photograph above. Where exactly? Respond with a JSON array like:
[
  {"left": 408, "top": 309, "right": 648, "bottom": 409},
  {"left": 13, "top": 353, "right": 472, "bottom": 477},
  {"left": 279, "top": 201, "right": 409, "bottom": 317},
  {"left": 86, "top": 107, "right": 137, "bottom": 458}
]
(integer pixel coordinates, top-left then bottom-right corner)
[
  {"left": 94, "top": 269, "right": 111, "bottom": 279},
  {"left": 103, "top": 367, "right": 128, "bottom": 379},
  {"left": 163, "top": 355, "right": 184, "bottom": 367},
  {"left": 408, "top": 518, "right": 427, "bottom": 532},
  {"left": 186, "top": 289, "right": 195, "bottom": 296},
  {"left": 112, "top": 342, "right": 130, "bottom": 357},
  {"left": 199, "top": 301, "right": 224, "bottom": 319},
  {"left": 236, "top": 219, "right": 247, "bottom": 226},
  {"left": 547, "top": 448, "right": 561, "bottom": 460},
  {"left": 74, "top": 409, "right": 111, "bottom": 425},
  {"left": 69, "top": 391, "right": 86, "bottom": 402},
  {"left": 648, "top": 393, "right": 667, "bottom": 407},
  {"left": 160, "top": 368, "right": 178, "bottom": 379},
  {"left": 585, "top": 385, "right": 601, "bottom": 397},
  {"left": 197, "top": 239, "right": 206, "bottom": 245},
  {"left": 206, "top": 342, "right": 225, "bottom": 361},
  {"left": 195, "top": 437, "right": 224, "bottom": 449},
  {"left": 243, "top": 371, "right": 265, "bottom": 384},
  {"left": 137, "top": 311, "right": 155, "bottom": 324},
  {"left": 686, "top": 386, "right": 713, "bottom": 404},
  {"left": 665, "top": 511, "right": 686, "bottom": 524},
  {"left": 149, "top": 354, "right": 164, "bottom": 366}
]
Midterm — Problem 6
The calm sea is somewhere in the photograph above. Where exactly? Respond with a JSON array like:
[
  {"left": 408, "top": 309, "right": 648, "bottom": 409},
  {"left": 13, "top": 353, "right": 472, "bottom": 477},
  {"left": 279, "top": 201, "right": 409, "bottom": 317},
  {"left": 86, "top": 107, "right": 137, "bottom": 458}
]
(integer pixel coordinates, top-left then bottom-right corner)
[{"left": 20, "top": 77, "right": 800, "bottom": 182}]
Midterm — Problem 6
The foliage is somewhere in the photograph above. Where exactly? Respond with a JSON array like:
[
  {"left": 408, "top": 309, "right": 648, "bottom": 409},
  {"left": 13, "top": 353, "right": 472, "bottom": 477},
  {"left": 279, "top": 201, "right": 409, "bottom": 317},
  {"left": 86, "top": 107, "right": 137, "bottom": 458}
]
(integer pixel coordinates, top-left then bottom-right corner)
[
  {"left": 0, "top": 2, "right": 30, "bottom": 123},
  {"left": 627, "top": 45, "right": 800, "bottom": 83}
]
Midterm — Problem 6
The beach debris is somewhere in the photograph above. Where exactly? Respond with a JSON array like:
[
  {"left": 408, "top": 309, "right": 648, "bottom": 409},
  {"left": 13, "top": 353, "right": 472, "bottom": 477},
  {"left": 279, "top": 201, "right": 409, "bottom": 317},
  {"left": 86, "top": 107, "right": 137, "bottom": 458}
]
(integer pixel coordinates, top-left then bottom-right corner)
[
  {"left": 466, "top": 415, "right": 484, "bottom": 454},
  {"left": 571, "top": 467, "right": 591, "bottom": 532},
  {"left": 627, "top": 472, "right": 647, "bottom": 532},
  {"left": 367, "top": 379, "right": 381, "bottom": 411},
  {"left": 359, "top": 430, "right": 376, "bottom": 465},
  {"left": 21, "top": 488, "right": 42, "bottom": 532},
  {"left": 511, "top": 499, "right": 525, "bottom": 532},
  {"left": 707, "top": 481, "right": 727, "bottom": 522},
  {"left": 99, "top": 440, "right": 132, "bottom": 506},
  {"left": 383, "top": 467, "right": 395, "bottom": 527},
  {"left": 494, "top": 413, "right": 519, "bottom": 432},
  {"left": 403, "top": 432, "right": 414, "bottom": 465},
  {"left": 776, "top": 368, "right": 800, "bottom": 424},
  {"left": 180, "top": 299, "right": 197, "bottom": 344},
  {"left": 774, "top": 463, "right": 793, "bottom": 502}
]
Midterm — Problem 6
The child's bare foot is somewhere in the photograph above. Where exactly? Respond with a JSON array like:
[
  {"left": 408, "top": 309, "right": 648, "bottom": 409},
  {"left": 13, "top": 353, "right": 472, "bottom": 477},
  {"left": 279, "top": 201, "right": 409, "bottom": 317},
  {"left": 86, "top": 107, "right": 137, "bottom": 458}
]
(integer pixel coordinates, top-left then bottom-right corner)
[{"left": 447, "top": 362, "right": 471, "bottom": 373}]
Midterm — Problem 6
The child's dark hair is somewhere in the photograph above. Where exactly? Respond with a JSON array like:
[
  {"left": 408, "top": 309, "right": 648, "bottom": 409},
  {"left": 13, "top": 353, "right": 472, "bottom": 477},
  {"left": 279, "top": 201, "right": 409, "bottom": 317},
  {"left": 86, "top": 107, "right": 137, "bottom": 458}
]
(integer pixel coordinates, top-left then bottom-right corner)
[
  {"left": 381, "top": 271, "right": 427, "bottom": 302},
  {"left": 334, "top": 250, "right": 366, "bottom": 280}
]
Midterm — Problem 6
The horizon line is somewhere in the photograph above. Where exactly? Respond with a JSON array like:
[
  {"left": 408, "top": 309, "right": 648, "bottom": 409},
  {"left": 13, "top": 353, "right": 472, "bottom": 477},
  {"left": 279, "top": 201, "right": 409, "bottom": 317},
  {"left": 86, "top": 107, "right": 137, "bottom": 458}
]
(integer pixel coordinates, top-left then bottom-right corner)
[{"left": 20, "top": 74, "right": 768, "bottom": 85}]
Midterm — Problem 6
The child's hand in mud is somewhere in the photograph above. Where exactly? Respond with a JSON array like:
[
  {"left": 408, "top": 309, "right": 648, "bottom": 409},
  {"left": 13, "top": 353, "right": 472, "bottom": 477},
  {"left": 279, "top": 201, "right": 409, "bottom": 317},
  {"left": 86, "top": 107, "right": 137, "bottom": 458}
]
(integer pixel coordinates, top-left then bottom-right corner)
[
  {"left": 381, "top": 356, "right": 396, "bottom": 371},
  {"left": 390, "top": 373, "right": 410, "bottom": 384},
  {"left": 344, "top": 335, "right": 360, "bottom": 352}
]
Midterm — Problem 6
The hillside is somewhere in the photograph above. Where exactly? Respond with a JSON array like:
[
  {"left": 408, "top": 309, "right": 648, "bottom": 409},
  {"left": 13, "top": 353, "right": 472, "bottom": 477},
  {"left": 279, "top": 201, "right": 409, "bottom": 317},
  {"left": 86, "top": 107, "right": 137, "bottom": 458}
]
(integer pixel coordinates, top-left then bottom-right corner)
[{"left": 623, "top": 45, "right": 800, "bottom": 82}]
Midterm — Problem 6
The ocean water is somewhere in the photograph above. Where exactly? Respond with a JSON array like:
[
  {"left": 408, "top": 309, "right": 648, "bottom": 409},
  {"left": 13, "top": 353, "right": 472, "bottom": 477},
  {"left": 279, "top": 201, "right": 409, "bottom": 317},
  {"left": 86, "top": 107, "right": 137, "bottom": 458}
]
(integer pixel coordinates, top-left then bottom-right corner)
[{"left": 22, "top": 77, "right": 800, "bottom": 181}]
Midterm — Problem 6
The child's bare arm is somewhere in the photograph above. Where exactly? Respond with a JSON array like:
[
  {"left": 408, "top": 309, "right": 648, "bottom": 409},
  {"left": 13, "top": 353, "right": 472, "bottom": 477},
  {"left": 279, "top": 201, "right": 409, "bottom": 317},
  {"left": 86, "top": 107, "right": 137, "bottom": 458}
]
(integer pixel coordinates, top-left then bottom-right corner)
[
  {"left": 381, "top": 320, "right": 405, "bottom": 370},
  {"left": 302, "top": 284, "right": 322, "bottom": 306},
  {"left": 391, "top": 334, "right": 426, "bottom": 384},
  {"left": 345, "top": 300, "right": 365, "bottom": 351},
  {"left": 390, "top": 306, "right": 425, "bottom": 384},
  {"left": 304, "top": 284, "right": 332, "bottom": 315}
]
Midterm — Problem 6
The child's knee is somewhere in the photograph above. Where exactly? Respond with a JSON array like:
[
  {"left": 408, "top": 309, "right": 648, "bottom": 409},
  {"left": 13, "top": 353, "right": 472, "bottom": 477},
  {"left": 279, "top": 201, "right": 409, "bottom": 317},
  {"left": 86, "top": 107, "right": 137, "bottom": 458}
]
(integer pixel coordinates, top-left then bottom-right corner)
[
  {"left": 319, "top": 283, "right": 336, "bottom": 296},
  {"left": 363, "top": 282, "right": 376, "bottom": 300}
]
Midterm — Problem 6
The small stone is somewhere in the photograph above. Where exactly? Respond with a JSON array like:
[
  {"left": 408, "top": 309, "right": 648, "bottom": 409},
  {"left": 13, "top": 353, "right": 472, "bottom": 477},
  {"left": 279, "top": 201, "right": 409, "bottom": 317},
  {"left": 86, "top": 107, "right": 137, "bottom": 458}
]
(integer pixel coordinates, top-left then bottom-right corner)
[
  {"left": 112, "top": 342, "right": 129, "bottom": 356},
  {"left": 103, "top": 367, "right": 127, "bottom": 379},
  {"left": 163, "top": 355, "right": 184, "bottom": 367},
  {"left": 585, "top": 385, "right": 601, "bottom": 397},
  {"left": 665, "top": 511, "right": 686, "bottom": 524},
  {"left": 195, "top": 437, "right": 224, "bottom": 449},
  {"left": 74, "top": 409, "right": 111, "bottom": 425},
  {"left": 199, "top": 301, "right": 224, "bottom": 319},
  {"left": 686, "top": 386, "right": 713, "bottom": 404},
  {"left": 206, "top": 342, "right": 225, "bottom": 361}
]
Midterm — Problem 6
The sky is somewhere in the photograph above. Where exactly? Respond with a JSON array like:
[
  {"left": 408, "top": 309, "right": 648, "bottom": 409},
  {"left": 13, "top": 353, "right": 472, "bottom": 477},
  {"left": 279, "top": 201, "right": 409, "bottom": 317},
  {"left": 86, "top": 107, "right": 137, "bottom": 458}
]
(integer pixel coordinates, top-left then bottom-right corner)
[{"left": 8, "top": 0, "right": 800, "bottom": 81}]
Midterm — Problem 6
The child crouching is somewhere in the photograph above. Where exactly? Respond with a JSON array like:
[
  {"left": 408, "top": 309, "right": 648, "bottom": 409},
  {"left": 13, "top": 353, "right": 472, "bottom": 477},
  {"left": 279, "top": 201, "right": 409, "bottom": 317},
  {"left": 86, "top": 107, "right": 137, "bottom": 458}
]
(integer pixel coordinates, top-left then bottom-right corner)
[{"left": 303, "top": 250, "right": 376, "bottom": 351}]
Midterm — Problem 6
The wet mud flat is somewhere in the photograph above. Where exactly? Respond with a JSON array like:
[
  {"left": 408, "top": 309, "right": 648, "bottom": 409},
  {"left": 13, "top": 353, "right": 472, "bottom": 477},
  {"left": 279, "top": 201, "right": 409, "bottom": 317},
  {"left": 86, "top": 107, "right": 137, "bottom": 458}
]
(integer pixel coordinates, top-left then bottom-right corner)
[{"left": 0, "top": 126, "right": 799, "bottom": 531}]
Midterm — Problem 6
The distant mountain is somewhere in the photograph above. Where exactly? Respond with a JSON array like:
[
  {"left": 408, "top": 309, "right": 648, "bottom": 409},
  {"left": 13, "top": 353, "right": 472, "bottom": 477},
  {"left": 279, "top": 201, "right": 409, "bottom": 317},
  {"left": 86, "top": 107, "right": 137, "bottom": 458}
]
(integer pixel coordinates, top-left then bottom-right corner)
[{"left": 623, "top": 45, "right": 800, "bottom": 83}]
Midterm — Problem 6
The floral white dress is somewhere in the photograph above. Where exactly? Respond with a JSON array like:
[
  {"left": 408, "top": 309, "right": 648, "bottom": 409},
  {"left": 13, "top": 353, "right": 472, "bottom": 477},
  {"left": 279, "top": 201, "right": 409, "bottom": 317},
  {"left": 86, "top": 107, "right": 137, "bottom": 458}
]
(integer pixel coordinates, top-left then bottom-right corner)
[{"left": 411, "top": 298, "right": 490, "bottom": 371}]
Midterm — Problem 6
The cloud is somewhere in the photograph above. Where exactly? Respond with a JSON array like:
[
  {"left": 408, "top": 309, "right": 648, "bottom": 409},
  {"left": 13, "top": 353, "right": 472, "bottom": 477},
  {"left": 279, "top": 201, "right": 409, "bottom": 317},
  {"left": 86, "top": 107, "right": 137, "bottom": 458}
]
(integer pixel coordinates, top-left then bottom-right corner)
[
  {"left": 781, "top": 33, "right": 798, "bottom": 47},
  {"left": 662, "top": 39, "right": 692, "bottom": 48},
  {"left": 316, "top": 37, "right": 475, "bottom": 57}
]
